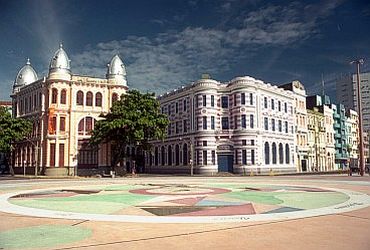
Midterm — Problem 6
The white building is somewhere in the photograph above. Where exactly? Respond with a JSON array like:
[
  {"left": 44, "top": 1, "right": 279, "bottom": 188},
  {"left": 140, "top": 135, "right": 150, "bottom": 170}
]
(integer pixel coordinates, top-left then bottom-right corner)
[{"left": 146, "top": 75, "right": 296, "bottom": 175}]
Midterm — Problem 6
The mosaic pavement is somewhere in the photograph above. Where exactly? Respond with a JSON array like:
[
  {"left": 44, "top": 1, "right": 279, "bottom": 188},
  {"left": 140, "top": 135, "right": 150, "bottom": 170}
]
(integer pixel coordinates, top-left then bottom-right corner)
[{"left": 1, "top": 182, "right": 370, "bottom": 223}]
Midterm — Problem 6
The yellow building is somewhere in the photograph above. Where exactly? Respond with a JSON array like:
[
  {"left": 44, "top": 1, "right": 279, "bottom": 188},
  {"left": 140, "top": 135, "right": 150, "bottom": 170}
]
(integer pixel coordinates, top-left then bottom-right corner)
[
  {"left": 307, "top": 108, "right": 326, "bottom": 172},
  {"left": 11, "top": 45, "right": 127, "bottom": 176}
]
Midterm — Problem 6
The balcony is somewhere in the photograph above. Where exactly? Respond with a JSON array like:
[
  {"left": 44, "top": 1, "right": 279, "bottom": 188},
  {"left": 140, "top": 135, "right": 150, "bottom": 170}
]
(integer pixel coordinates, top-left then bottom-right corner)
[
  {"left": 335, "top": 143, "right": 342, "bottom": 148},
  {"left": 334, "top": 123, "right": 340, "bottom": 129},
  {"left": 333, "top": 113, "right": 340, "bottom": 119},
  {"left": 334, "top": 133, "right": 341, "bottom": 139}
]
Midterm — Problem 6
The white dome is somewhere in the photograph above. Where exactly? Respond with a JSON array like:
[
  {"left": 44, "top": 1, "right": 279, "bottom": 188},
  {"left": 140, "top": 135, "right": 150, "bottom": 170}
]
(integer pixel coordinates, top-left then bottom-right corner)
[
  {"left": 49, "top": 44, "right": 71, "bottom": 74},
  {"left": 14, "top": 58, "right": 38, "bottom": 88},
  {"left": 107, "top": 55, "right": 126, "bottom": 77}
]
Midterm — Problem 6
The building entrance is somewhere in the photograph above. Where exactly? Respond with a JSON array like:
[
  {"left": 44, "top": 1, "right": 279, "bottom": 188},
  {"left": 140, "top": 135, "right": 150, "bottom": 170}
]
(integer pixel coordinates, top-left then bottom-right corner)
[
  {"left": 218, "top": 154, "right": 233, "bottom": 173},
  {"left": 77, "top": 140, "right": 98, "bottom": 168}
]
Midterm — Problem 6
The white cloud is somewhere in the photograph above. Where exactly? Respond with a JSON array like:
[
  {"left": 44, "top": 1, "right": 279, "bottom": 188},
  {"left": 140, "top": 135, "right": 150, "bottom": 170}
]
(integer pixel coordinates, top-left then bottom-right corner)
[{"left": 71, "top": 1, "right": 343, "bottom": 95}]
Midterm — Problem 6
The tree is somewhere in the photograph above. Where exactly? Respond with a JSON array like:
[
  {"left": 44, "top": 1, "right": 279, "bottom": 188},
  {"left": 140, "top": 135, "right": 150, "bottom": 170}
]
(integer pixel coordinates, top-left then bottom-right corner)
[
  {"left": 0, "top": 106, "right": 32, "bottom": 175},
  {"left": 90, "top": 90, "right": 169, "bottom": 174}
]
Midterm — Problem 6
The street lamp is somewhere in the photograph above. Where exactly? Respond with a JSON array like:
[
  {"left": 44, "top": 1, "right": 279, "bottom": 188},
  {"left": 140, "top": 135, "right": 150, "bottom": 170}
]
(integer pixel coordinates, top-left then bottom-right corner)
[{"left": 350, "top": 59, "right": 365, "bottom": 176}]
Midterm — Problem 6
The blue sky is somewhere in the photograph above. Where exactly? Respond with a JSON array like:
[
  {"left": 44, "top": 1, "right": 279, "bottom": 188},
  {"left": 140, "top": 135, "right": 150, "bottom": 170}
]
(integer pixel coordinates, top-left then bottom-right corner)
[{"left": 1, "top": 0, "right": 370, "bottom": 101}]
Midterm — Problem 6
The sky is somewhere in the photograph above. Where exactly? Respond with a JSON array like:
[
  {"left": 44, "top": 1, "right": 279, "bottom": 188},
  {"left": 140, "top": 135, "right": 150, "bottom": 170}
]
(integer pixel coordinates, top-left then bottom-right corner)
[{"left": 1, "top": 0, "right": 370, "bottom": 101}]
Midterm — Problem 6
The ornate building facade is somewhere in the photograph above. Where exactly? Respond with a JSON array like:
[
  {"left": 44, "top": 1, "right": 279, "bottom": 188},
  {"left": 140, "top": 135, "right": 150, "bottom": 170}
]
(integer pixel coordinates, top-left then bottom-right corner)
[
  {"left": 145, "top": 76, "right": 296, "bottom": 175},
  {"left": 11, "top": 45, "right": 127, "bottom": 176}
]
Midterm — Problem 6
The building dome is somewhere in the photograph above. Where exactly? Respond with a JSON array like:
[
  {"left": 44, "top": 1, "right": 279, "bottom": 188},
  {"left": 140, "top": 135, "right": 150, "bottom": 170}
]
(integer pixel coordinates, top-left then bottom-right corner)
[
  {"left": 106, "top": 55, "right": 127, "bottom": 85},
  {"left": 14, "top": 58, "right": 38, "bottom": 88},
  {"left": 49, "top": 43, "right": 71, "bottom": 74}
]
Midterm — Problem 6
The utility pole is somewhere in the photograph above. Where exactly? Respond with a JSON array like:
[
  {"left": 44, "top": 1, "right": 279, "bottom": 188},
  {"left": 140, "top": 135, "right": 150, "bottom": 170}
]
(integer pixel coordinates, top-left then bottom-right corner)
[{"left": 350, "top": 59, "right": 365, "bottom": 176}]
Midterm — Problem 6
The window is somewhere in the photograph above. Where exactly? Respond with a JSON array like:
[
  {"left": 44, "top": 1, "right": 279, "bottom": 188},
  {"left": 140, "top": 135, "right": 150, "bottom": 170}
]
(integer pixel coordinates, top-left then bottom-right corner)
[
  {"left": 203, "top": 116, "right": 207, "bottom": 130},
  {"left": 50, "top": 143, "right": 55, "bottom": 167},
  {"left": 264, "top": 117, "right": 268, "bottom": 130},
  {"left": 250, "top": 114, "right": 254, "bottom": 128},
  {"left": 222, "top": 117, "right": 229, "bottom": 129},
  {"left": 250, "top": 93, "right": 253, "bottom": 105},
  {"left": 285, "top": 144, "right": 290, "bottom": 164},
  {"left": 221, "top": 96, "right": 228, "bottom": 108},
  {"left": 196, "top": 95, "right": 199, "bottom": 108},
  {"left": 77, "top": 91, "right": 83, "bottom": 105},
  {"left": 183, "top": 120, "right": 187, "bottom": 132},
  {"left": 278, "top": 120, "right": 282, "bottom": 132},
  {"left": 86, "top": 91, "right": 93, "bottom": 106},
  {"left": 264, "top": 142, "right": 270, "bottom": 165},
  {"left": 285, "top": 121, "right": 288, "bottom": 133},
  {"left": 211, "top": 116, "right": 215, "bottom": 130},
  {"left": 61, "top": 89, "right": 67, "bottom": 104},
  {"left": 161, "top": 146, "right": 166, "bottom": 165},
  {"left": 168, "top": 104, "right": 171, "bottom": 115},
  {"left": 50, "top": 116, "right": 57, "bottom": 134},
  {"left": 176, "top": 102, "right": 179, "bottom": 113},
  {"left": 175, "top": 145, "right": 180, "bottom": 166},
  {"left": 183, "top": 99, "right": 187, "bottom": 111},
  {"left": 284, "top": 103, "right": 288, "bottom": 113},
  {"left": 203, "top": 95, "right": 206, "bottom": 107},
  {"left": 264, "top": 97, "right": 268, "bottom": 108},
  {"left": 234, "top": 94, "right": 237, "bottom": 106},
  {"left": 203, "top": 141, "right": 207, "bottom": 146},
  {"left": 203, "top": 150, "right": 207, "bottom": 165},
  {"left": 242, "top": 140, "right": 246, "bottom": 146},
  {"left": 272, "top": 118, "right": 276, "bottom": 131},
  {"left": 242, "top": 150, "right": 247, "bottom": 164},
  {"left": 211, "top": 150, "right": 215, "bottom": 164},
  {"left": 168, "top": 146, "right": 172, "bottom": 165},
  {"left": 251, "top": 149, "right": 255, "bottom": 164},
  {"left": 251, "top": 139, "right": 255, "bottom": 145},
  {"left": 271, "top": 99, "right": 275, "bottom": 110},
  {"left": 155, "top": 147, "right": 159, "bottom": 166},
  {"left": 183, "top": 144, "right": 188, "bottom": 165},
  {"left": 272, "top": 143, "right": 277, "bottom": 164},
  {"left": 241, "top": 115, "right": 246, "bottom": 128},
  {"left": 60, "top": 117, "right": 65, "bottom": 132},
  {"left": 234, "top": 115, "right": 238, "bottom": 129},
  {"left": 78, "top": 117, "right": 96, "bottom": 136},
  {"left": 279, "top": 143, "right": 284, "bottom": 164},
  {"left": 95, "top": 92, "right": 102, "bottom": 107},
  {"left": 59, "top": 143, "right": 64, "bottom": 167},
  {"left": 278, "top": 101, "right": 281, "bottom": 111},
  {"left": 211, "top": 95, "right": 214, "bottom": 107},
  {"left": 52, "top": 88, "right": 58, "bottom": 104},
  {"left": 176, "top": 121, "right": 179, "bottom": 134},
  {"left": 241, "top": 93, "right": 245, "bottom": 105},
  {"left": 112, "top": 93, "right": 118, "bottom": 103}
]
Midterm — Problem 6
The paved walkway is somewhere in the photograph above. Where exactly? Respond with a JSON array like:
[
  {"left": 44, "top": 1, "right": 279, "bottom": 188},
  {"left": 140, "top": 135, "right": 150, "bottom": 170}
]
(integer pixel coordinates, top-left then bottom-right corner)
[{"left": 0, "top": 175, "right": 369, "bottom": 249}]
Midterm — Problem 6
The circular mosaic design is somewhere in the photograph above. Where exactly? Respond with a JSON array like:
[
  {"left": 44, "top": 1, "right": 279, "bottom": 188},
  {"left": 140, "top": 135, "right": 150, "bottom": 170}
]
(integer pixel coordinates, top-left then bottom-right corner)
[{"left": 1, "top": 183, "right": 370, "bottom": 223}]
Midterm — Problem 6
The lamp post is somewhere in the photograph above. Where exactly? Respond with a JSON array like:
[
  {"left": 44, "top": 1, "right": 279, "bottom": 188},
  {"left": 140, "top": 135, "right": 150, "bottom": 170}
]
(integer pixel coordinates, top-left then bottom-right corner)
[{"left": 350, "top": 59, "right": 365, "bottom": 176}]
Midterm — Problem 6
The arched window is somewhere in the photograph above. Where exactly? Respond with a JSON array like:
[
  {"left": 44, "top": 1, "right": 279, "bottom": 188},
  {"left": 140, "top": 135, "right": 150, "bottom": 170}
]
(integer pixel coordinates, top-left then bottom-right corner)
[
  {"left": 168, "top": 145, "right": 172, "bottom": 166},
  {"left": 264, "top": 142, "right": 270, "bottom": 165},
  {"left": 161, "top": 146, "right": 166, "bottom": 165},
  {"left": 183, "top": 144, "right": 188, "bottom": 166},
  {"left": 285, "top": 144, "right": 290, "bottom": 164},
  {"left": 76, "top": 91, "right": 84, "bottom": 105},
  {"left": 52, "top": 88, "right": 58, "bottom": 104},
  {"left": 155, "top": 147, "right": 158, "bottom": 166},
  {"left": 279, "top": 143, "right": 284, "bottom": 164},
  {"left": 78, "top": 117, "right": 96, "bottom": 136},
  {"left": 175, "top": 145, "right": 180, "bottom": 166},
  {"left": 272, "top": 142, "right": 277, "bottom": 164},
  {"left": 61, "top": 89, "right": 67, "bottom": 104},
  {"left": 112, "top": 93, "right": 118, "bottom": 103},
  {"left": 95, "top": 92, "right": 102, "bottom": 107},
  {"left": 86, "top": 91, "right": 93, "bottom": 106}
]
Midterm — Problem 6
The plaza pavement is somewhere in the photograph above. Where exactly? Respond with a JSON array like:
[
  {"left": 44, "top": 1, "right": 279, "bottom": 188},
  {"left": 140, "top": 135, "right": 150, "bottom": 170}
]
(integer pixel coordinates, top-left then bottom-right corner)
[{"left": 0, "top": 174, "right": 369, "bottom": 250}]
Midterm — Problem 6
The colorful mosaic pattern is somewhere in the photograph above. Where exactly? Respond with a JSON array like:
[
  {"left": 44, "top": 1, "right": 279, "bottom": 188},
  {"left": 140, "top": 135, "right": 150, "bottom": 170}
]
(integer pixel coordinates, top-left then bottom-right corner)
[{"left": 9, "top": 183, "right": 350, "bottom": 217}]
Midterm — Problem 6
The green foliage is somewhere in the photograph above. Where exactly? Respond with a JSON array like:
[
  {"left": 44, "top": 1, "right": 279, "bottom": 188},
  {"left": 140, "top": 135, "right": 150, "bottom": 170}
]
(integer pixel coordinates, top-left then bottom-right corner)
[
  {"left": 0, "top": 106, "right": 32, "bottom": 154},
  {"left": 90, "top": 90, "right": 169, "bottom": 167}
]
